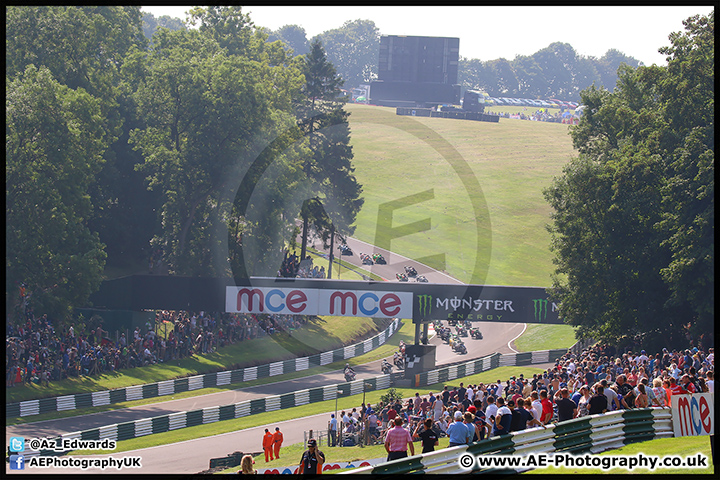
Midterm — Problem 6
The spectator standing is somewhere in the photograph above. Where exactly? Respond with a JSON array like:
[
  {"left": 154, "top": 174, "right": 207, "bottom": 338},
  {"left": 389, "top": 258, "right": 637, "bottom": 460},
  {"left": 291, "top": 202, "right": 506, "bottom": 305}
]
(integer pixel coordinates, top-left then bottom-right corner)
[
  {"left": 384, "top": 417, "right": 414, "bottom": 461},
  {"left": 413, "top": 418, "right": 439, "bottom": 453},
  {"left": 299, "top": 439, "right": 325, "bottom": 474},
  {"left": 329, "top": 414, "right": 337, "bottom": 447},
  {"left": 485, "top": 396, "right": 498, "bottom": 424},
  {"left": 539, "top": 390, "right": 554, "bottom": 424},
  {"left": 492, "top": 397, "right": 512, "bottom": 436},
  {"left": 554, "top": 388, "right": 578, "bottom": 422},
  {"left": 447, "top": 411, "right": 470, "bottom": 446},
  {"left": 589, "top": 384, "right": 608, "bottom": 415}
]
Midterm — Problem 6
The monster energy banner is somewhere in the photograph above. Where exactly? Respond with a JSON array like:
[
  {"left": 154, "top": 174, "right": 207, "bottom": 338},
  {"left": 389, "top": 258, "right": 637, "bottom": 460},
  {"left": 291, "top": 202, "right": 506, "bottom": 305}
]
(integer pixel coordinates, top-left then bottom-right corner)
[
  {"left": 413, "top": 285, "right": 560, "bottom": 324},
  {"left": 225, "top": 278, "right": 560, "bottom": 325}
]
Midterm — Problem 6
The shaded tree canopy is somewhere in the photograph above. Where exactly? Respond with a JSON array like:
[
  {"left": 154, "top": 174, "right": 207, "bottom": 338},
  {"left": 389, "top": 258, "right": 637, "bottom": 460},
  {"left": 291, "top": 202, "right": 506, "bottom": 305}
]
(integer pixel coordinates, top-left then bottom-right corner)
[{"left": 543, "top": 12, "right": 714, "bottom": 350}]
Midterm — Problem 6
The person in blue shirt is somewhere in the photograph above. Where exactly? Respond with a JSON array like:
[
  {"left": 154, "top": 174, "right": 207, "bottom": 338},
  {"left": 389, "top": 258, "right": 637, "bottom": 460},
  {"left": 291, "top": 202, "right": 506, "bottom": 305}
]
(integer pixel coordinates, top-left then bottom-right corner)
[{"left": 447, "top": 411, "right": 470, "bottom": 446}]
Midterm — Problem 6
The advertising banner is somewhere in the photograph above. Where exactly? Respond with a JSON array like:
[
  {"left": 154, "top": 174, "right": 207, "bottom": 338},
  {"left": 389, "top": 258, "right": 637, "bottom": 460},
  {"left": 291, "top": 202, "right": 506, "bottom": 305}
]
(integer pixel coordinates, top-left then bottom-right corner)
[
  {"left": 225, "top": 285, "right": 412, "bottom": 319},
  {"left": 224, "top": 278, "right": 561, "bottom": 325},
  {"left": 671, "top": 393, "right": 714, "bottom": 438}
]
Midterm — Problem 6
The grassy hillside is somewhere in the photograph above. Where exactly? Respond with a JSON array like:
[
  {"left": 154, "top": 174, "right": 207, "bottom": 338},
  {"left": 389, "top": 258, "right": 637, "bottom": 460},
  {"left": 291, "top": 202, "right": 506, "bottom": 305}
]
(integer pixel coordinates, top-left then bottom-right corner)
[{"left": 346, "top": 104, "right": 576, "bottom": 287}]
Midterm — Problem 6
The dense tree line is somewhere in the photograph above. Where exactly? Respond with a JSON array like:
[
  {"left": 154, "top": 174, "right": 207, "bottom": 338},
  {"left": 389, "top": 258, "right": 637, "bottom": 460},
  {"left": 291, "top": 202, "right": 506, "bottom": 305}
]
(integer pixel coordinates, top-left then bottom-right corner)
[
  {"left": 263, "top": 20, "right": 638, "bottom": 102},
  {"left": 459, "top": 44, "right": 641, "bottom": 102},
  {"left": 544, "top": 12, "right": 714, "bottom": 351},
  {"left": 6, "top": 6, "right": 362, "bottom": 320}
]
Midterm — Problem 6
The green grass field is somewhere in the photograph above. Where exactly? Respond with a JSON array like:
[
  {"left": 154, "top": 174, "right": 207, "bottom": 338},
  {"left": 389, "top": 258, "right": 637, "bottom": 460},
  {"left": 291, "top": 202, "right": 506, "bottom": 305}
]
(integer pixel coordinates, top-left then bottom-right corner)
[{"left": 346, "top": 104, "right": 576, "bottom": 286}]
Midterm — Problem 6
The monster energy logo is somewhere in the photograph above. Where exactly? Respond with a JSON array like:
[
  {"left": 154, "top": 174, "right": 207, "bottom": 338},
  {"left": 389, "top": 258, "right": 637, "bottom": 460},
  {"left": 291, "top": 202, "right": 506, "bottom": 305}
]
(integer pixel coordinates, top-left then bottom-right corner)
[
  {"left": 417, "top": 295, "right": 433, "bottom": 317},
  {"left": 532, "top": 299, "right": 549, "bottom": 323}
]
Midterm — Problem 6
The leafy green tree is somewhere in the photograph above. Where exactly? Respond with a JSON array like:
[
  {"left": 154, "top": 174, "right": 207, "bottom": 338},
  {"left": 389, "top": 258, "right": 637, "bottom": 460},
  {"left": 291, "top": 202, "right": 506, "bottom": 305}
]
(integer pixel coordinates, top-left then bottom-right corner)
[
  {"left": 315, "top": 19, "right": 380, "bottom": 87},
  {"left": 6, "top": 66, "right": 109, "bottom": 320},
  {"left": 296, "top": 39, "right": 364, "bottom": 273},
  {"left": 544, "top": 12, "right": 713, "bottom": 350},
  {"left": 141, "top": 11, "right": 186, "bottom": 40},
  {"left": 130, "top": 24, "right": 306, "bottom": 277},
  {"left": 655, "top": 12, "right": 714, "bottom": 337},
  {"left": 269, "top": 24, "right": 310, "bottom": 57},
  {"left": 7, "top": 6, "right": 155, "bottom": 273}
]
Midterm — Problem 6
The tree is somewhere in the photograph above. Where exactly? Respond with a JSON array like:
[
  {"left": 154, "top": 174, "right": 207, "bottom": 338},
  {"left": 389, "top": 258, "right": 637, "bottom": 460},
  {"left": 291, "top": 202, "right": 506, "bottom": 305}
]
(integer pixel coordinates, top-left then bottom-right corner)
[
  {"left": 7, "top": 6, "right": 155, "bottom": 272},
  {"left": 655, "top": 12, "right": 714, "bottom": 337},
  {"left": 544, "top": 12, "right": 713, "bottom": 350},
  {"left": 269, "top": 24, "right": 310, "bottom": 57},
  {"left": 130, "top": 27, "right": 305, "bottom": 276},
  {"left": 6, "top": 66, "right": 109, "bottom": 320},
  {"left": 297, "top": 39, "right": 364, "bottom": 274},
  {"left": 141, "top": 11, "right": 186, "bottom": 40},
  {"left": 315, "top": 19, "right": 380, "bottom": 87}
]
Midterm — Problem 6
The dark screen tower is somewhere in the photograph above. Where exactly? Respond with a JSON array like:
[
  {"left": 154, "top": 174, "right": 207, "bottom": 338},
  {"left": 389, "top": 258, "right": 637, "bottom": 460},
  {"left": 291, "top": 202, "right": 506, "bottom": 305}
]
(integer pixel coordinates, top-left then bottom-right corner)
[{"left": 371, "top": 35, "right": 460, "bottom": 107}]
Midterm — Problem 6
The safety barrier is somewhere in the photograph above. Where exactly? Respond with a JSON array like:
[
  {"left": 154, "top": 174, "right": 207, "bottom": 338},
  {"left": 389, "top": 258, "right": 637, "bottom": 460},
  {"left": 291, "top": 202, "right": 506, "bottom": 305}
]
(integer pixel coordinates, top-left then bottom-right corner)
[
  {"left": 21, "top": 347, "right": 572, "bottom": 456},
  {"left": 343, "top": 408, "right": 673, "bottom": 474},
  {"left": 412, "top": 348, "right": 567, "bottom": 388},
  {"left": 7, "top": 318, "right": 401, "bottom": 418}
]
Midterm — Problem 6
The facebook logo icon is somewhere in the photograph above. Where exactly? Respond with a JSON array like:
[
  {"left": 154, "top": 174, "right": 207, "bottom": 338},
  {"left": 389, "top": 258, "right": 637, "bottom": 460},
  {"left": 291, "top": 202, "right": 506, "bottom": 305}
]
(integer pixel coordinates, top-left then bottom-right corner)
[{"left": 9, "top": 454, "right": 25, "bottom": 470}]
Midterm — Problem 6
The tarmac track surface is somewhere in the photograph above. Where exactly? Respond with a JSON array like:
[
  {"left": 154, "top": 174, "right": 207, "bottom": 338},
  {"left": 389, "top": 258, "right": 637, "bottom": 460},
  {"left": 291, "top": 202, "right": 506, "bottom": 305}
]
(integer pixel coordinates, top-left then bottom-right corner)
[{"left": 6, "top": 237, "right": 541, "bottom": 474}]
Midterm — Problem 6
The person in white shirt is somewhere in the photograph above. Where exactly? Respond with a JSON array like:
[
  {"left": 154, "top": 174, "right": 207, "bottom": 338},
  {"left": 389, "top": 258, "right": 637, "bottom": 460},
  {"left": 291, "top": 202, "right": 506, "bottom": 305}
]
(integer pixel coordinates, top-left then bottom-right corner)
[
  {"left": 567, "top": 360, "right": 576, "bottom": 374},
  {"left": 466, "top": 385, "right": 474, "bottom": 402},
  {"left": 484, "top": 396, "right": 498, "bottom": 423},
  {"left": 530, "top": 391, "right": 542, "bottom": 424},
  {"left": 601, "top": 379, "right": 618, "bottom": 411},
  {"left": 706, "top": 371, "right": 714, "bottom": 394}
]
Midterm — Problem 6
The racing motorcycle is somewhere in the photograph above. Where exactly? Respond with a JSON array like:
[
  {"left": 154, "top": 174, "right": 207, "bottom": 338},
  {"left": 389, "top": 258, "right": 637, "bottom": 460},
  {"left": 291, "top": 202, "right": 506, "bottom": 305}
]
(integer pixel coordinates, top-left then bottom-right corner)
[
  {"left": 396, "top": 272, "right": 408, "bottom": 282},
  {"left": 415, "top": 275, "right": 428, "bottom": 282},
  {"left": 404, "top": 265, "right": 418, "bottom": 277},
  {"left": 470, "top": 328, "right": 483, "bottom": 340},
  {"left": 456, "top": 326, "right": 468, "bottom": 337},
  {"left": 381, "top": 359, "right": 393, "bottom": 374},
  {"left": 359, "top": 253, "right": 374, "bottom": 265},
  {"left": 452, "top": 339, "right": 467, "bottom": 353},
  {"left": 393, "top": 351, "right": 405, "bottom": 369},
  {"left": 439, "top": 328, "right": 450, "bottom": 343},
  {"left": 344, "top": 367, "right": 356, "bottom": 382},
  {"left": 338, "top": 244, "right": 353, "bottom": 256},
  {"left": 372, "top": 253, "right": 386, "bottom": 264}
]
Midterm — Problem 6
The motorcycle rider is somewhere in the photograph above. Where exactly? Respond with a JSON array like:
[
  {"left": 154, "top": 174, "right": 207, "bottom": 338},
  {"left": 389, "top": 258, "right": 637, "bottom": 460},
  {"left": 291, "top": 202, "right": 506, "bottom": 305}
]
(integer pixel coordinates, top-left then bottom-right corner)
[{"left": 344, "top": 363, "right": 355, "bottom": 381}]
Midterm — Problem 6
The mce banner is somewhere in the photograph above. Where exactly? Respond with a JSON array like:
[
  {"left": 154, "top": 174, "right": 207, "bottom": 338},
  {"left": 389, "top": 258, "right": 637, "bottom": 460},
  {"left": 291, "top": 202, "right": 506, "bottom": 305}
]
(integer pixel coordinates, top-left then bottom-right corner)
[
  {"left": 226, "top": 278, "right": 561, "bottom": 325},
  {"left": 671, "top": 393, "right": 714, "bottom": 438}
]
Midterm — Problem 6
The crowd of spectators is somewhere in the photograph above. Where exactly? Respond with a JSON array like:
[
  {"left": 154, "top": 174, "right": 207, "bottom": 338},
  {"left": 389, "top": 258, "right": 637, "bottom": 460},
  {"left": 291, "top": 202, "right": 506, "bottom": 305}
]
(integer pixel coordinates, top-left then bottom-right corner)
[
  {"left": 6, "top": 296, "right": 311, "bottom": 388},
  {"left": 330, "top": 341, "right": 713, "bottom": 450},
  {"left": 492, "top": 108, "right": 579, "bottom": 124}
]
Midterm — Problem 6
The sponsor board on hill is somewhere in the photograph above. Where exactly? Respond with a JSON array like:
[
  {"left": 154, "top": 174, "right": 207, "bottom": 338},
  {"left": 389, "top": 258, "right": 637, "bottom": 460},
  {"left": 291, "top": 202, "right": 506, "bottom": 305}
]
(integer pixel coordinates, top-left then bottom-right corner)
[{"left": 225, "top": 278, "right": 561, "bottom": 325}]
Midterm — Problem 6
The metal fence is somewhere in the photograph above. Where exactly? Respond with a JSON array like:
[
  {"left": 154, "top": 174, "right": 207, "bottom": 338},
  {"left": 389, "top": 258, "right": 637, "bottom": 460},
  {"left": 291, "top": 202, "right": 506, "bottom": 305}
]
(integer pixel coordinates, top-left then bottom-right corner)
[{"left": 344, "top": 408, "right": 673, "bottom": 474}]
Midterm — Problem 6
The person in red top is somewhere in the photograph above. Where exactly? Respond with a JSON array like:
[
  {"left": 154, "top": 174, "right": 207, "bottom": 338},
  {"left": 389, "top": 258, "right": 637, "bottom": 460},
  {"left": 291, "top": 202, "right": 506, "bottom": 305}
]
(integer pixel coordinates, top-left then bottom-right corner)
[
  {"left": 539, "top": 390, "right": 554, "bottom": 424},
  {"left": 272, "top": 427, "right": 284, "bottom": 459},
  {"left": 262, "top": 428, "right": 274, "bottom": 462},
  {"left": 668, "top": 377, "right": 688, "bottom": 396},
  {"left": 679, "top": 375, "right": 697, "bottom": 394},
  {"left": 387, "top": 406, "right": 397, "bottom": 423}
]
